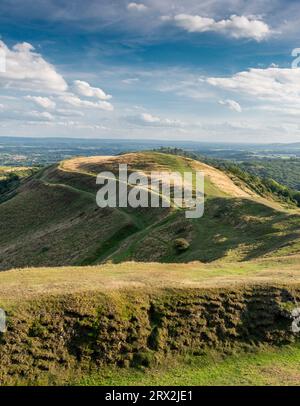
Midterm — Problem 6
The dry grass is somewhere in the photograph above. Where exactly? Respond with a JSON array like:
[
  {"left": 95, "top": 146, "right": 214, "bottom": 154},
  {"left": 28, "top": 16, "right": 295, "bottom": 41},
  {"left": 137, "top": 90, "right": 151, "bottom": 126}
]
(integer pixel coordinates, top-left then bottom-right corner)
[
  {"left": 191, "top": 159, "right": 253, "bottom": 198},
  {"left": 0, "top": 166, "right": 32, "bottom": 173},
  {"left": 61, "top": 152, "right": 287, "bottom": 210},
  {"left": 1, "top": 255, "right": 300, "bottom": 304},
  {"left": 60, "top": 156, "right": 114, "bottom": 173},
  {"left": 61, "top": 153, "right": 241, "bottom": 197}
]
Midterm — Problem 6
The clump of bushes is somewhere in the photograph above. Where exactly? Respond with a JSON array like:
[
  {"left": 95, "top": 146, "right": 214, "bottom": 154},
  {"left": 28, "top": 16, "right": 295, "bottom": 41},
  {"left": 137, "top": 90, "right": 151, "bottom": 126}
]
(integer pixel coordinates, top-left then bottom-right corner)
[
  {"left": 0, "top": 173, "right": 19, "bottom": 195},
  {"left": 174, "top": 238, "right": 190, "bottom": 252}
]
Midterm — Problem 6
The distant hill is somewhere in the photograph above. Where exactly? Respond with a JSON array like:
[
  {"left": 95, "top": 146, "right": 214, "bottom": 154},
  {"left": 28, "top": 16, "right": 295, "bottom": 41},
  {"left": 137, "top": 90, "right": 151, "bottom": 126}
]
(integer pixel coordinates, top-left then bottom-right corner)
[{"left": 0, "top": 151, "right": 300, "bottom": 270}]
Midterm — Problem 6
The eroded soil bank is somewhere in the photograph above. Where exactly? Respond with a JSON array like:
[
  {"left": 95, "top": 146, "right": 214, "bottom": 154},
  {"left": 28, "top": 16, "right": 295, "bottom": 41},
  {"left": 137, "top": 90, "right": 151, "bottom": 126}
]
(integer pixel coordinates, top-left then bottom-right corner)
[{"left": 0, "top": 284, "right": 299, "bottom": 384}]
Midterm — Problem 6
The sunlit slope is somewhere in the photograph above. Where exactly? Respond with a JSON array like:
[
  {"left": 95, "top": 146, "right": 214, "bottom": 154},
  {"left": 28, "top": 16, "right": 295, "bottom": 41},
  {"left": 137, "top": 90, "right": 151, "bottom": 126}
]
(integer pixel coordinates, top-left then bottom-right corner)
[
  {"left": 60, "top": 152, "right": 253, "bottom": 198},
  {"left": 1, "top": 255, "right": 300, "bottom": 304},
  {"left": 0, "top": 152, "right": 299, "bottom": 270}
]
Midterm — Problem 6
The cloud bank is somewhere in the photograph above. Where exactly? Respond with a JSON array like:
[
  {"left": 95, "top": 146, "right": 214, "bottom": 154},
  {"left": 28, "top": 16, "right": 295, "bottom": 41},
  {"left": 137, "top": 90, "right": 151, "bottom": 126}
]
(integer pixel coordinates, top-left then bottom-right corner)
[{"left": 207, "top": 67, "right": 300, "bottom": 103}]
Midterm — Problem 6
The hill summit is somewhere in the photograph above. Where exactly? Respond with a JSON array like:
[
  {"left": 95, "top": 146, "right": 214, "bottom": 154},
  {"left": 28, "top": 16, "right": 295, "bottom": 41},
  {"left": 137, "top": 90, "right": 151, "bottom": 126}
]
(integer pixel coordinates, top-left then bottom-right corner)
[{"left": 0, "top": 152, "right": 299, "bottom": 270}]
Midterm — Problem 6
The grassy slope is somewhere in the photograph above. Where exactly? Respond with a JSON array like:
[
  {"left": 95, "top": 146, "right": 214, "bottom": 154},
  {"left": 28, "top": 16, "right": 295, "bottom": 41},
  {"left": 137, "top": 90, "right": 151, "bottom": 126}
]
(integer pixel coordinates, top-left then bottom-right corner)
[
  {"left": 38, "top": 152, "right": 300, "bottom": 261},
  {"left": 0, "top": 178, "right": 131, "bottom": 270},
  {"left": 0, "top": 151, "right": 299, "bottom": 270},
  {"left": 1, "top": 255, "right": 300, "bottom": 305},
  {"left": 74, "top": 344, "right": 300, "bottom": 386},
  {"left": 45, "top": 152, "right": 300, "bottom": 263}
]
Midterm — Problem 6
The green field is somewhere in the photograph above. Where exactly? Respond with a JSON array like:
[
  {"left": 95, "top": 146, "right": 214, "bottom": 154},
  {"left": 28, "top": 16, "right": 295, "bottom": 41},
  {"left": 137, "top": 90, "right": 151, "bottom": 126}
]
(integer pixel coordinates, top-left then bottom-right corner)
[{"left": 74, "top": 344, "right": 300, "bottom": 386}]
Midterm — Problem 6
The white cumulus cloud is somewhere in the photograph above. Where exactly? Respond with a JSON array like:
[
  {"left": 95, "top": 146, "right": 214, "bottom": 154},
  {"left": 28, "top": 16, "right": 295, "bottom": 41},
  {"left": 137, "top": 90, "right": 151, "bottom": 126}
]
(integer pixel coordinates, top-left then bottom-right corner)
[
  {"left": 127, "top": 2, "right": 148, "bottom": 12},
  {"left": 25, "top": 95, "right": 56, "bottom": 110},
  {"left": 219, "top": 99, "right": 242, "bottom": 112},
  {"left": 26, "top": 110, "right": 55, "bottom": 121},
  {"left": 73, "top": 80, "right": 112, "bottom": 100},
  {"left": 141, "top": 112, "right": 161, "bottom": 123},
  {"left": 129, "top": 112, "right": 185, "bottom": 127},
  {"left": 171, "top": 14, "right": 271, "bottom": 41},
  {"left": 60, "top": 93, "right": 114, "bottom": 111},
  {"left": 0, "top": 40, "right": 68, "bottom": 92},
  {"left": 207, "top": 67, "right": 300, "bottom": 103}
]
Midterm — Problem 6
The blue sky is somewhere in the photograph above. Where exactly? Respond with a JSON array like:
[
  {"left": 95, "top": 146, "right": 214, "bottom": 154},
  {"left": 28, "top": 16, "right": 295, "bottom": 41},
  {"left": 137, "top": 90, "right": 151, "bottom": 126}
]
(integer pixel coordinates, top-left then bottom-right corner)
[{"left": 1, "top": 0, "right": 300, "bottom": 142}]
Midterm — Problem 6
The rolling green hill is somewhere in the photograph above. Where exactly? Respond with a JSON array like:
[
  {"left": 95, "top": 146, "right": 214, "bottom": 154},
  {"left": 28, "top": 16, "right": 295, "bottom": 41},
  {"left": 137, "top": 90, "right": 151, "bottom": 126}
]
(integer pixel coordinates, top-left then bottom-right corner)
[{"left": 0, "top": 151, "right": 300, "bottom": 270}]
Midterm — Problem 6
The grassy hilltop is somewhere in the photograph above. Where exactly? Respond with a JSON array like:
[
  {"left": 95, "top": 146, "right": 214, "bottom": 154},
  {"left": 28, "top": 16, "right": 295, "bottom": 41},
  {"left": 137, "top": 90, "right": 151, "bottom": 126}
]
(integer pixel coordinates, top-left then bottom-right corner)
[{"left": 0, "top": 151, "right": 300, "bottom": 270}]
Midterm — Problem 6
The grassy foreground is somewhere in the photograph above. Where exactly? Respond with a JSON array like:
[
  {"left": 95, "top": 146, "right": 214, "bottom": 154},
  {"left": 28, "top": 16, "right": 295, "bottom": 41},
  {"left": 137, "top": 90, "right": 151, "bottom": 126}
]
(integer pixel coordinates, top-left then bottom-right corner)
[
  {"left": 1, "top": 257, "right": 300, "bottom": 385},
  {"left": 72, "top": 344, "right": 300, "bottom": 386},
  {"left": 2, "top": 255, "right": 300, "bottom": 305}
]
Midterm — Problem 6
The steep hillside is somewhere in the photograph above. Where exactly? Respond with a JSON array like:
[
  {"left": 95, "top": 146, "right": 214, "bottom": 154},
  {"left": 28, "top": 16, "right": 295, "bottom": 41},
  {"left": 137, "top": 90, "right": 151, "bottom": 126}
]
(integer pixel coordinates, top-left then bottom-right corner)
[{"left": 0, "top": 152, "right": 299, "bottom": 270}]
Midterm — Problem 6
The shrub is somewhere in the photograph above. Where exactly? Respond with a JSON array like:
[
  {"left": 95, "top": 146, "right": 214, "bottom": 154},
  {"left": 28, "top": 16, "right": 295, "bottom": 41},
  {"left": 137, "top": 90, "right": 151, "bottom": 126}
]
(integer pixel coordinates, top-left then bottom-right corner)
[{"left": 174, "top": 238, "right": 190, "bottom": 252}]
